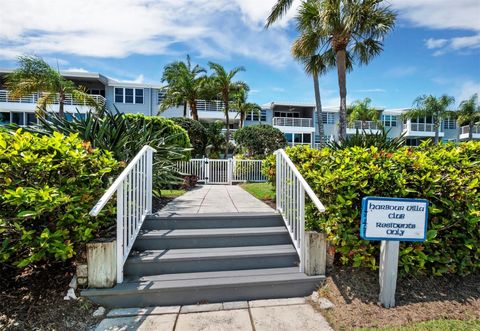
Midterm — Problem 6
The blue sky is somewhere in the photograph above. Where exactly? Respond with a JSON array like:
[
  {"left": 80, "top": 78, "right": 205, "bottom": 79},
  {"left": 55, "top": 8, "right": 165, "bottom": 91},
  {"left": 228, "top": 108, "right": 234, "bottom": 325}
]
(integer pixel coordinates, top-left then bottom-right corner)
[{"left": 0, "top": 0, "right": 479, "bottom": 108}]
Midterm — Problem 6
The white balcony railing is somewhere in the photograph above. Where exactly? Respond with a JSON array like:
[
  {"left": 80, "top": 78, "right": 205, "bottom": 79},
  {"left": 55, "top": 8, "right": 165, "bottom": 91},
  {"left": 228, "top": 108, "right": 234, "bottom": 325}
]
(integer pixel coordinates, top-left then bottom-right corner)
[
  {"left": 348, "top": 120, "right": 378, "bottom": 130},
  {"left": 273, "top": 117, "right": 313, "bottom": 127},
  {"left": 0, "top": 90, "right": 106, "bottom": 107},
  {"left": 461, "top": 125, "right": 480, "bottom": 135},
  {"left": 403, "top": 122, "right": 440, "bottom": 132},
  {"left": 196, "top": 100, "right": 225, "bottom": 112}
]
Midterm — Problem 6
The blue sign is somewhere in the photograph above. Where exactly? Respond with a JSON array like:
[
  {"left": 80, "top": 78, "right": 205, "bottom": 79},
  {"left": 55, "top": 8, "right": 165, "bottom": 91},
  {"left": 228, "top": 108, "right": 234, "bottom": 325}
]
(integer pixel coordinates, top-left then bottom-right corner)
[{"left": 360, "top": 197, "right": 429, "bottom": 242}]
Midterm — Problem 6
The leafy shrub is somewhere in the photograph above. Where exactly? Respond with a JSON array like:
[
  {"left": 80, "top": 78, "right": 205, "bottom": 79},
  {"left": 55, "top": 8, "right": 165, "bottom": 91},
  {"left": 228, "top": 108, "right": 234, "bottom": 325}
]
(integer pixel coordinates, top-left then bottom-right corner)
[
  {"left": 0, "top": 130, "right": 119, "bottom": 268},
  {"left": 201, "top": 120, "right": 226, "bottom": 158},
  {"left": 326, "top": 129, "right": 406, "bottom": 151},
  {"left": 171, "top": 117, "right": 208, "bottom": 157},
  {"left": 264, "top": 142, "right": 480, "bottom": 276},
  {"left": 19, "top": 108, "right": 191, "bottom": 193},
  {"left": 234, "top": 124, "right": 286, "bottom": 159}
]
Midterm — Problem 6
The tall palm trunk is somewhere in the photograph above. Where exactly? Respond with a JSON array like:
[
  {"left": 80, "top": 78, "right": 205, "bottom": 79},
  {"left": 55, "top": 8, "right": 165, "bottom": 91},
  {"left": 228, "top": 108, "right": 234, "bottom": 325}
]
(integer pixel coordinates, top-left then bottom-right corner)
[
  {"left": 240, "top": 112, "right": 245, "bottom": 128},
  {"left": 434, "top": 118, "right": 440, "bottom": 144},
  {"left": 469, "top": 121, "right": 474, "bottom": 140},
  {"left": 183, "top": 101, "right": 187, "bottom": 117},
  {"left": 336, "top": 49, "right": 347, "bottom": 140},
  {"left": 58, "top": 91, "right": 65, "bottom": 118},
  {"left": 190, "top": 101, "right": 199, "bottom": 120},
  {"left": 313, "top": 73, "right": 324, "bottom": 148},
  {"left": 224, "top": 100, "right": 230, "bottom": 158}
]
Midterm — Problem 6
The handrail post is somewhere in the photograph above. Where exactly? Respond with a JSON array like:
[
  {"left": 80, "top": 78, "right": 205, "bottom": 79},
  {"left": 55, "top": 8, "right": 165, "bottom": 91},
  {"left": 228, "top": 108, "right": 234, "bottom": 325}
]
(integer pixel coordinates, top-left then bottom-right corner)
[
  {"left": 275, "top": 152, "right": 280, "bottom": 211},
  {"left": 116, "top": 185, "right": 124, "bottom": 283},
  {"left": 299, "top": 188, "right": 305, "bottom": 273},
  {"left": 146, "top": 148, "right": 153, "bottom": 214}
]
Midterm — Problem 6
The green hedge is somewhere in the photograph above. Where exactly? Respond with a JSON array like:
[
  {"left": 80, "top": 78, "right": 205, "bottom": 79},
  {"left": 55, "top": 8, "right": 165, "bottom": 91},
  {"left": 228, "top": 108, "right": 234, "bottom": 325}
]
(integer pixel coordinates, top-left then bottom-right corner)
[
  {"left": 234, "top": 124, "right": 286, "bottom": 159},
  {"left": 0, "top": 130, "right": 119, "bottom": 267},
  {"left": 263, "top": 142, "right": 480, "bottom": 276},
  {"left": 171, "top": 117, "right": 208, "bottom": 157}
]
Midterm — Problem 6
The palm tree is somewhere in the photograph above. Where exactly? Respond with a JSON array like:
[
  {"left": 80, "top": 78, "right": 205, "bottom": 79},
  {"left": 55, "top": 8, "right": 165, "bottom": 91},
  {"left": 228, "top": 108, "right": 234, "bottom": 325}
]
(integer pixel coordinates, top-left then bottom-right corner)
[
  {"left": 457, "top": 94, "right": 480, "bottom": 140},
  {"left": 208, "top": 62, "right": 247, "bottom": 156},
  {"left": 230, "top": 87, "right": 261, "bottom": 128},
  {"left": 347, "top": 97, "right": 380, "bottom": 129},
  {"left": 6, "top": 56, "right": 98, "bottom": 118},
  {"left": 403, "top": 95, "right": 455, "bottom": 144},
  {"left": 160, "top": 55, "right": 206, "bottom": 120},
  {"left": 266, "top": 0, "right": 396, "bottom": 140}
]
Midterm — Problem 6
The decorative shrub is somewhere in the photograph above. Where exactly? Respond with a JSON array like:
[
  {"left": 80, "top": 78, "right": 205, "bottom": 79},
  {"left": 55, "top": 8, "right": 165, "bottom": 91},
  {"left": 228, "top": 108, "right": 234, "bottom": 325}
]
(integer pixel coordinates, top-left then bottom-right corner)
[
  {"left": 326, "top": 129, "right": 406, "bottom": 151},
  {"left": 171, "top": 117, "right": 208, "bottom": 157},
  {"left": 0, "top": 130, "right": 119, "bottom": 268},
  {"left": 234, "top": 124, "right": 286, "bottom": 159},
  {"left": 201, "top": 121, "right": 226, "bottom": 158},
  {"left": 263, "top": 142, "right": 480, "bottom": 276}
]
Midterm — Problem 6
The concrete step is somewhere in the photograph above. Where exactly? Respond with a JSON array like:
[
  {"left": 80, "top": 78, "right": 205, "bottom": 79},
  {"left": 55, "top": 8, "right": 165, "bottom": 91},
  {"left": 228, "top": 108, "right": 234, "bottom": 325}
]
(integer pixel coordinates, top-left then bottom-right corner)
[
  {"left": 133, "top": 227, "right": 291, "bottom": 250},
  {"left": 124, "top": 245, "right": 299, "bottom": 276},
  {"left": 144, "top": 212, "right": 283, "bottom": 229},
  {"left": 82, "top": 267, "right": 325, "bottom": 307}
]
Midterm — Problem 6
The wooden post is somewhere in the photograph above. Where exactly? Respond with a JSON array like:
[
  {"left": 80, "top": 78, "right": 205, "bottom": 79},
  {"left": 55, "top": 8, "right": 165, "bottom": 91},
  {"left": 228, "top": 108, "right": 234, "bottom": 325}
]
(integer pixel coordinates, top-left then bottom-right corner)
[
  {"left": 304, "top": 231, "right": 327, "bottom": 276},
  {"left": 87, "top": 238, "right": 116, "bottom": 288},
  {"left": 379, "top": 240, "right": 400, "bottom": 308}
]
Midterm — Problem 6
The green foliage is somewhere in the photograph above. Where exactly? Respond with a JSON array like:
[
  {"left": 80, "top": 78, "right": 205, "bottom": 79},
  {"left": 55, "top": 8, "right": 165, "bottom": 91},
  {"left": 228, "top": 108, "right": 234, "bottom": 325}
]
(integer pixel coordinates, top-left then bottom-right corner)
[
  {"left": 0, "top": 130, "right": 119, "bottom": 267},
  {"left": 201, "top": 120, "right": 226, "bottom": 158},
  {"left": 171, "top": 117, "right": 208, "bottom": 157},
  {"left": 234, "top": 124, "right": 286, "bottom": 159},
  {"left": 263, "top": 142, "right": 480, "bottom": 276},
  {"left": 326, "top": 129, "right": 406, "bottom": 151}
]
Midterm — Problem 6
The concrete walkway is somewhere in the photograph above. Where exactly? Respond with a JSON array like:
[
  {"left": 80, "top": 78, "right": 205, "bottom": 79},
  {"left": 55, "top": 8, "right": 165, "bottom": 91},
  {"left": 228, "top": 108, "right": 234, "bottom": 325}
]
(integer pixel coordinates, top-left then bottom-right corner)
[
  {"left": 95, "top": 297, "right": 333, "bottom": 331},
  {"left": 157, "top": 185, "right": 274, "bottom": 214}
]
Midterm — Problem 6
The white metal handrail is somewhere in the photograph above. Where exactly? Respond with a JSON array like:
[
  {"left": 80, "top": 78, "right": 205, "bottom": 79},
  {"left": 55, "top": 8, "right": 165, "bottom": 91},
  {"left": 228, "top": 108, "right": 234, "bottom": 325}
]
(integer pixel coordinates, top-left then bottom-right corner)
[
  {"left": 196, "top": 99, "right": 225, "bottom": 112},
  {"left": 89, "top": 145, "right": 156, "bottom": 283},
  {"left": 348, "top": 120, "right": 378, "bottom": 130},
  {"left": 403, "top": 122, "right": 441, "bottom": 132},
  {"left": 273, "top": 117, "right": 313, "bottom": 127},
  {"left": 461, "top": 125, "right": 480, "bottom": 134},
  {"left": 0, "top": 89, "right": 106, "bottom": 107},
  {"left": 275, "top": 149, "right": 325, "bottom": 272}
]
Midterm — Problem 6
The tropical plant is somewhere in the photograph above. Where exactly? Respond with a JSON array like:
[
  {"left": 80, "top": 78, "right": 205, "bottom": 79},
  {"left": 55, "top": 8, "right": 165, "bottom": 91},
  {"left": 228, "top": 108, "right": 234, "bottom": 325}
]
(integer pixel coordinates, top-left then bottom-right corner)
[
  {"left": 266, "top": 0, "right": 396, "bottom": 140},
  {"left": 159, "top": 55, "right": 206, "bottom": 120},
  {"left": 17, "top": 108, "right": 190, "bottom": 192},
  {"left": 230, "top": 86, "right": 262, "bottom": 128},
  {"left": 234, "top": 124, "right": 287, "bottom": 159},
  {"left": 171, "top": 117, "right": 208, "bottom": 157},
  {"left": 326, "top": 128, "right": 405, "bottom": 151},
  {"left": 347, "top": 97, "right": 381, "bottom": 128},
  {"left": 263, "top": 142, "right": 480, "bottom": 276},
  {"left": 201, "top": 120, "right": 226, "bottom": 158},
  {"left": 6, "top": 56, "right": 100, "bottom": 117},
  {"left": 208, "top": 62, "right": 248, "bottom": 156},
  {"left": 457, "top": 94, "right": 480, "bottom": 140},
  {"left": 0, "top": 130, "right": 119, "bottom": 268},
  {"left": 403, "top": 95, "right": 455, "bottom": 144}
]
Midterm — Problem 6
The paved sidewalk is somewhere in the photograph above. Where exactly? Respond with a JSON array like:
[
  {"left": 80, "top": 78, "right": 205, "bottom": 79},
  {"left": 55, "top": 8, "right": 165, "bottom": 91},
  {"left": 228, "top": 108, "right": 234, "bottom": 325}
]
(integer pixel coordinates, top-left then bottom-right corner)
[
  {"left": 95, "top": 297, "right": 332, "bottom": 331},
  {"left": 157, "top": 185, "right": 274, "bottom": 214}
]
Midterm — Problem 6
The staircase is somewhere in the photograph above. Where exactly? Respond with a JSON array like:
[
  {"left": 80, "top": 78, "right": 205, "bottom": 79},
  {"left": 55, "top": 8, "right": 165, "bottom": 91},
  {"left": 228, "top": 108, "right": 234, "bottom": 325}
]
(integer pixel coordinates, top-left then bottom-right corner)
[{"left": 82, "top": 212, "right": 324, "bottom": 307}]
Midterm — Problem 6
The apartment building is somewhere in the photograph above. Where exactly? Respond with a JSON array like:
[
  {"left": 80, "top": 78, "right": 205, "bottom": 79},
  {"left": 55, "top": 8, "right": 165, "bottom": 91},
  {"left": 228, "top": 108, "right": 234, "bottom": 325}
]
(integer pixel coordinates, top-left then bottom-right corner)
[{"left": 1, "top": 69, "right": 478, "bottom": 143}]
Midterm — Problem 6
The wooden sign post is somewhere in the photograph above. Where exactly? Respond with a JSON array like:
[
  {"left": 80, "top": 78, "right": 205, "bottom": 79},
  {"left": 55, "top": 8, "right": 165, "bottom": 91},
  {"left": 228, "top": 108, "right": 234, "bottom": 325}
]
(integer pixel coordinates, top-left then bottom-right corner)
[{"left": 360, "top": 197, "right": 428, "bottom": 308}]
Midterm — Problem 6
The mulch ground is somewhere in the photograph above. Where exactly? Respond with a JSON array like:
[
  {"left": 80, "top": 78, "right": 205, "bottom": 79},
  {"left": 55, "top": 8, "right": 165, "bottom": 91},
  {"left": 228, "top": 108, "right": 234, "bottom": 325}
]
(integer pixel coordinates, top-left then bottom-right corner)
[
  {"left": 0, "top": 263, "right": 100, "bottom": 331},
  {"left": 312, "top": 266, "right": 480, "bottom": 330}
]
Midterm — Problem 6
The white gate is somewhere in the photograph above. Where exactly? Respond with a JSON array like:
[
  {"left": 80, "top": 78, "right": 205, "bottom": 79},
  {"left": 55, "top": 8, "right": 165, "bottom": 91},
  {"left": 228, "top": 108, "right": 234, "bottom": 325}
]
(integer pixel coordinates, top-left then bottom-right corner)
[{"left": 177, "top": 158, "right": 265, "bottom": 185}]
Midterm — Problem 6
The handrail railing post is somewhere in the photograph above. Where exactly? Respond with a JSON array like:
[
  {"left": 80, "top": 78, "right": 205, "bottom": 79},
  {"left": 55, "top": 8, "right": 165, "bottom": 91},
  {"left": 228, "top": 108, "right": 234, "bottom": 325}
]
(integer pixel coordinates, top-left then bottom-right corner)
[
  {"left": 299, "top": 188, "right": 305, "bottom": 273},
  {"left": 116, "top": 185, "right": 124, "bottom": 283},
  {"left": 146, "top": 149, "right": 153, "bottom": 214}
]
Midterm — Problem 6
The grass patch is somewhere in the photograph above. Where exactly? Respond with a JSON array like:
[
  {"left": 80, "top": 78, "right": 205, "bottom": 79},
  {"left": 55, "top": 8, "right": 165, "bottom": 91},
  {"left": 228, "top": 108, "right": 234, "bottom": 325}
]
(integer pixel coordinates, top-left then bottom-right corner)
[
  {"left": 239, "top": 182, "right": 275, "bottom": 202},
  {"left": 356, "top": 319, "right": 480, "bottom": 331},
  {"left": 159, "top": 189, "right": 186, "bottom": 198}
]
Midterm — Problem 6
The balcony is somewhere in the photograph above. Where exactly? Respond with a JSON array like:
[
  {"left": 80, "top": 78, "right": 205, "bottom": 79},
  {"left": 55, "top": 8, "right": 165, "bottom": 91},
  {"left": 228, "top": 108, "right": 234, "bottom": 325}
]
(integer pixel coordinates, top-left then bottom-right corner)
[
  {"left": 272, "top": 117, "right": 315, "bottom": 134},
  {"left": 346, "top": 121, "right": 380, "bottom": 135},
  {"left": 402, "top": 121, "right": 444, "bottom": 138},
  {"left": 195, "top": 99, "right": 237, "bottom": 121},
  {"left": 459, "top": 125, "right": 480, "bottom": 140},
  {"left": 0, "top": 89, "right": 105, "bottom": 112}
]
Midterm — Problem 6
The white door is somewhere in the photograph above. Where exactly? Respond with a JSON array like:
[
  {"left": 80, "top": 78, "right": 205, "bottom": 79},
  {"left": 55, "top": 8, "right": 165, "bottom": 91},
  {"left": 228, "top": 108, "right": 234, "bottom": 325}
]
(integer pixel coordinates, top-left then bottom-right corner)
[{"left": 207, "top": 159, "right": 231, "bottom": 184}]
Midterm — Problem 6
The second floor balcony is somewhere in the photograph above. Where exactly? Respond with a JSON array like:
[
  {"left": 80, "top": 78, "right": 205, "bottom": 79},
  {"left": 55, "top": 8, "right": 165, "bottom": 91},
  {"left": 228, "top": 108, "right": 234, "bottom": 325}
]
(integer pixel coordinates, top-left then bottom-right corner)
[
  {"left": 459, "top": 125, "right": 480, "bottom": 140},
  {"left": 272, "top": 117, "right": 313, "bottom": 128},
  {"left": 402, "top": 120, "right": 444, "bottom": 138},
  {"left": 0, "top": 89, "right": 105, "bottom": 112},
  {"left": 346, "top": 120, "right": 380, "bottom": 135}
]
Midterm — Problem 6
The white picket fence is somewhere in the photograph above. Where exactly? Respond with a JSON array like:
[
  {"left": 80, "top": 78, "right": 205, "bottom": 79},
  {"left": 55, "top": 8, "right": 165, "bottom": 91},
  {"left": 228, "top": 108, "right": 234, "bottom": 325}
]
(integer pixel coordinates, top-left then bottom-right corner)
[{"left": 177, "top": 158, "right": 266, "bottom": 184}]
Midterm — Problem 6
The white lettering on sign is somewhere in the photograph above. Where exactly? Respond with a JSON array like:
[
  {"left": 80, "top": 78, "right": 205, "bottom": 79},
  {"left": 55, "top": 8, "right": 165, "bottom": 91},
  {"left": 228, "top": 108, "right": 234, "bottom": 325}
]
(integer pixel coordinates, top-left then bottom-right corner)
[{"left": 360, "top": 197, "right": 428, "bottom": 242}]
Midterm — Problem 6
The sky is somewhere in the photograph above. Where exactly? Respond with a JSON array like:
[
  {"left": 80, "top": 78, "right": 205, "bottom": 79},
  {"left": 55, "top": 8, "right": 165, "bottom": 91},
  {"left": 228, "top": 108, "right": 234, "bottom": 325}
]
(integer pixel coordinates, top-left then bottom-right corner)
[{"left": 0, "top": 0, "right": 479, "bottom": 109}]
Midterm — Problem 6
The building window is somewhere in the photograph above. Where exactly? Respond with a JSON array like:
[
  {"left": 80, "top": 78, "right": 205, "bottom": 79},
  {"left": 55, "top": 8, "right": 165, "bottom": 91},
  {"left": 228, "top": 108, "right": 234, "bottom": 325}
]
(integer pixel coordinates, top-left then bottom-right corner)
[
  {"left": 114, "top": 87, "right": 144, "bottom": 104},
  {"left": 381, "top": 115, "right": 397, "bottom": 127},
  {"left": 157, "top": 91, "right": 165, "bottom": 104},
  {"left": 285, "top": 132, "right": 312, "bottom": 145},
  {"left": 0, "top": 112, "right": 10, "bottom": 125},
  {"left": 26, "top": 113, "right": 37, "bottom": 125},
  {"left": 246, "top": 110, "right": 267, "bottom": 121},
  {"left": 11, "top": 112, "right": 24, "bottom": 125},
  {"left": 443, "top": 118, "right": 456, "bottom": 130},
  {"left": 321, "top": 112, "right": 335, "bottom": 124},
  {"left": 274, "top": 111, "right": 300, "bottom": 118}
]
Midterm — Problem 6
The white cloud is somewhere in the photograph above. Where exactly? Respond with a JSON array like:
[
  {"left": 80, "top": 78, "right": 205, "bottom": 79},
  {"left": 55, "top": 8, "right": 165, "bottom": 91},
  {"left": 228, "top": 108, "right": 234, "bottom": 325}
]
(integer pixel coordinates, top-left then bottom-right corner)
[
  {"left": 391, "top": 0, "right": 480, "bottom": 55},
  {"left": 0, "top": 0, "right": 295, "bottom": 67},
  {"left": 64, "top": 67, "right": 89, "bottom": 72},
  {"left": 115, "top": 74, "right": 145, "bottom": 84},
  {"left": 456, "top": 80, "right": 480, "bottom": 103},
  {"left": 353, "top": 88, "right": 386, "bottom": 93}
]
